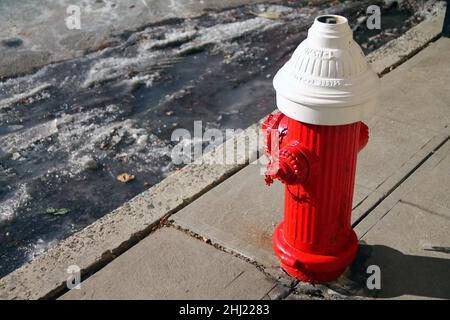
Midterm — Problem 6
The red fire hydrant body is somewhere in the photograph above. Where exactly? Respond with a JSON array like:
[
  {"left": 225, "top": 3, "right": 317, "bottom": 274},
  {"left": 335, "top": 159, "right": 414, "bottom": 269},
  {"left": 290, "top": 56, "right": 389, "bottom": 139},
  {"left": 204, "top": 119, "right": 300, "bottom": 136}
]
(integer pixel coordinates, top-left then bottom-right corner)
[
  {"left": 264, "top": 115, "right": 368, "bottom": 282},
  {"left": 264, "top": 15, "right": 379, "bottom": 282}
]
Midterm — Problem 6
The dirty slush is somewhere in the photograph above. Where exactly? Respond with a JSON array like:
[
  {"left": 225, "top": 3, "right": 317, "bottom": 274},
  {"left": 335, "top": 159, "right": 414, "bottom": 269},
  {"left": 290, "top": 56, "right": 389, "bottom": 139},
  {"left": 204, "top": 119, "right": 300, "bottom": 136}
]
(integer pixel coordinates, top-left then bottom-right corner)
[{"left": 0, "top": 1, "right": 427, "bottom": 277}]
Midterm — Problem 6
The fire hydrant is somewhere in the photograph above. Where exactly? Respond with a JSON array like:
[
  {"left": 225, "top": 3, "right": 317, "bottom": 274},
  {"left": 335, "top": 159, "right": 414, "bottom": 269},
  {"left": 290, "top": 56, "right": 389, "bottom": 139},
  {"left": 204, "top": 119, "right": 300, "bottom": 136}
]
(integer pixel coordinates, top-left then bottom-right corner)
[{"left": 263, "top": 15, "right": 379, "bottom": 282}]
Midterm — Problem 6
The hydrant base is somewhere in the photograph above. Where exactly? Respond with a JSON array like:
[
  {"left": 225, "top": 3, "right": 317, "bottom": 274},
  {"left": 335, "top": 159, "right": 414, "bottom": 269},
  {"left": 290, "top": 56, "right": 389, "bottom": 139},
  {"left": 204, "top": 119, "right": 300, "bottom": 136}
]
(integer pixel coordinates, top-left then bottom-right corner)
[
  {"left": 273, "top": 223, "right": 358, "bottom": 283},
  {"left": 280, "top": 263, "right": 346, "bottom": 283}
]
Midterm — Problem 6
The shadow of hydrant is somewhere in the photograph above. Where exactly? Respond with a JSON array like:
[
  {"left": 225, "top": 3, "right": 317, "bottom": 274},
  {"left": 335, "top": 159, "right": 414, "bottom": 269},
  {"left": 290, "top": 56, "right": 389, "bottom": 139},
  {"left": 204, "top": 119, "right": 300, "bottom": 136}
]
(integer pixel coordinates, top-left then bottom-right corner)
[{"left": 337, "top": 242, "right": 450, "bottom": 299}]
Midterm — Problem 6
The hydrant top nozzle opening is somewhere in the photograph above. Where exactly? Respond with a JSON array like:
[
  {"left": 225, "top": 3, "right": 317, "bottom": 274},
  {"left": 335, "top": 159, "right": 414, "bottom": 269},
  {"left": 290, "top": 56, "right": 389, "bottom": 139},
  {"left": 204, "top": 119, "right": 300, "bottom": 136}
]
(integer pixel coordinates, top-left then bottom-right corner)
[{"left": 316, "top": 15, "right": 347, "bottom": 25}]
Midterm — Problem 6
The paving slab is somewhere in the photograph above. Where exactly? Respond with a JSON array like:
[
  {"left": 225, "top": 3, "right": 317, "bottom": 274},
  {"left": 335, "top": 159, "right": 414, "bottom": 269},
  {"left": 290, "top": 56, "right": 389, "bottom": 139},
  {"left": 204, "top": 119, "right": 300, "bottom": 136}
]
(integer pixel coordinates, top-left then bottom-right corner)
[
  {"left": 176, "top": 163, "right": 284, "bottom": 269},
  {"left": 60, "top": 227, "right": 277, "bottom": 300},
  {"left": 356, "top": 114, "right": 436, "bottom": 192},
  {"left": 172, "top": 38, "right": 450, "bottom": 274}
]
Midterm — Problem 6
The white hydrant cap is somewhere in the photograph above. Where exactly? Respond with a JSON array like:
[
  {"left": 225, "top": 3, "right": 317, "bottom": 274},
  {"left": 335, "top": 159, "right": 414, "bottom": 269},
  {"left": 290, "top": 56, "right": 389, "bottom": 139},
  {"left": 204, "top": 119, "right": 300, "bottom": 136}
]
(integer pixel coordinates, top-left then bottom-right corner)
[{"left": 273, "top": 15, "right": 380, "bottom": 125}]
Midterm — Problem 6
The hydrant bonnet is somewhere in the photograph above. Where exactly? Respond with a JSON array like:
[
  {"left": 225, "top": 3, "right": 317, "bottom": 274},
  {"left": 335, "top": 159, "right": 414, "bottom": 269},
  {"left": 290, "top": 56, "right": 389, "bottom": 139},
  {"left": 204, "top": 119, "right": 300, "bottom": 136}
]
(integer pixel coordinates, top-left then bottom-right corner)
[{"left": 273, "top": 15, "right": 380, "bottom": 125}]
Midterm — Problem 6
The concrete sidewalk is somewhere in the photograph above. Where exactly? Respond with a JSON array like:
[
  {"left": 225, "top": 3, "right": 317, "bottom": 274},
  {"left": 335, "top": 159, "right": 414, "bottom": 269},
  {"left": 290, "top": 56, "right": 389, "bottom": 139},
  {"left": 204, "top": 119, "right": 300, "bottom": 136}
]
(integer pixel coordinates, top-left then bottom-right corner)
[{"left": 61, "top": 36, "right": 450, "bottom": 300}]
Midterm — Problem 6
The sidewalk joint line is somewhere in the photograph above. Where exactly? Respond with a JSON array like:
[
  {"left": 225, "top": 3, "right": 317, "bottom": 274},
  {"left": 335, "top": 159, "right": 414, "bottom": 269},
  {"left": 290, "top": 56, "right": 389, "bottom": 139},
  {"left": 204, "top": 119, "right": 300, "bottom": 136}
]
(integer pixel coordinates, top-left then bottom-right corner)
[
  {"left": 352, "top": 135, "right": 450, "bottom": 228},
  {"left": 167, "top": 222, "right": 298, "bottom": 299},
  {"left": 45, "top": 214, "right": 171, "bottom": 300},
  {"left": 377, "top": 34, "right": 442, "bottom": 77}
]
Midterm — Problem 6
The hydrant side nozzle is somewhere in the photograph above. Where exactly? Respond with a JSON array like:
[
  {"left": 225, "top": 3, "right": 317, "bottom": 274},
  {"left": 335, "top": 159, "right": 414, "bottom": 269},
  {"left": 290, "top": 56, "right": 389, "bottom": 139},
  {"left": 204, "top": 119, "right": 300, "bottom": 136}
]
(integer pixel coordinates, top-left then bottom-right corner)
[
  {"left": 264, "top": 161, "right": 290, "bottom": 186},
  {"left": 265, "top": 142, "right": 309, "bottom": 186}
]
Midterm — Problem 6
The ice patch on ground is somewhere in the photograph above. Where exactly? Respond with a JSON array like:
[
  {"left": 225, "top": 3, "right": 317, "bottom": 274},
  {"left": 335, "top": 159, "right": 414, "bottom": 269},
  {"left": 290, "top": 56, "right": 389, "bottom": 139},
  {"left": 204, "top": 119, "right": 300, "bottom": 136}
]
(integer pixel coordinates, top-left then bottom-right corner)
[
  {"left": 178, "top": 17, "right": 282, "bottom": 55},
  {"left": 0, "top": 119, "right": 58, "bottom": 154},
  {"left": 122, "top": 72, "right": 161, "bottom": 88},
  {"left": 0, "top": 83, "right": 52, "bottom": 110},
  {"left": 82, "top": 54, "right": 157, "bottom": 88},
  {"left": 140, "top": 30, "right": 198, "bottom": 51},
  {"left": 50, "top": 105, "right": 170, "bottom": 175},
  {"left": 82, "top": 12, "right": 284, "bottom": 88},
  {"left": 0, "top": 184, "right": 31, "bottom": 222},
  {"left": 25, "top": 238, "right": 58, "bottom": 261},
  {"left": 0, "top": 65, "right": 51, "bottom": 91}
]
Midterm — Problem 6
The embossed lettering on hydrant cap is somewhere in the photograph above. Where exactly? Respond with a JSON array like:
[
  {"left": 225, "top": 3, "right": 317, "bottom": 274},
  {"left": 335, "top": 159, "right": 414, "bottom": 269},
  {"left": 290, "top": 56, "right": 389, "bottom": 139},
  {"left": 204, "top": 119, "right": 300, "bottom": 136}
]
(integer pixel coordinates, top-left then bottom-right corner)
[{"left": 273, "top": 14, "right": 380, "bottom": 126}]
